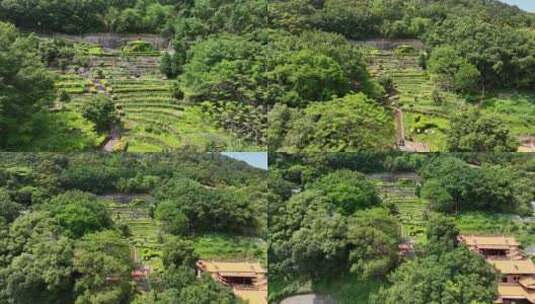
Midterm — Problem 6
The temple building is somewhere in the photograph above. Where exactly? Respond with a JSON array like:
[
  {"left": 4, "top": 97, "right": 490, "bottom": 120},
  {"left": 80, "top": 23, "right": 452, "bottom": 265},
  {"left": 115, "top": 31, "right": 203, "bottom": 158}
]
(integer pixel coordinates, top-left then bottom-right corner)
[
  {"left": 196, "top": 260, "right": 268, "bottom": 304},
  {"left": 459, "top": 235, "right": 535, "bottom": 304}
]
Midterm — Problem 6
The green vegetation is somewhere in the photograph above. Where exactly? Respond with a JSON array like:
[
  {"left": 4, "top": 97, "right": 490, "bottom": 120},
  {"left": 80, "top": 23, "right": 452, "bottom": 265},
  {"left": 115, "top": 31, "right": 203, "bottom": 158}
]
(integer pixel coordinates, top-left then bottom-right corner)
[
  {"left": 0, "top": 0, "right": 174, "bottom": 34},
  {"left": 371, "top": 216, "right": 498, "bottom": 304},
  {"left": 266, "top": 0, "right": 535, "bottom": 151},
  {"left": 269, "top": 153, "right": 535, "bottom": 303},
  {"left": 2, "top": 0, "right": 535, "bottom": 151},
  {"left": 0, "top": 153, "right": 267, "bottom": 304}
]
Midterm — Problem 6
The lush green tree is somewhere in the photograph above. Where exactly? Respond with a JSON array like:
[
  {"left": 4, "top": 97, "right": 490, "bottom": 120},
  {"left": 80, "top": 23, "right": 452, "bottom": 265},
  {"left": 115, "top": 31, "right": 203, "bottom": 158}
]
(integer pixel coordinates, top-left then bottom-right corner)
[
  {"left": 307, "top": 170, "right": 381, "bottom": 215},
  {"left": 43, "top": 191, "right": 113, "bottom": 238},
  {"left": 1, "top": 211, "right": 63, "bottom": 267},
  {"left": 73, "top": 230, "right": 133, "bottom": 304},
  {"left": 420, "top": 156, "right": 526, "bottom": 214},
  {"left": 158, "top": 265, "right": 197, "bottom": 291},
  {"left": 160, "top": 52, "right": 174, "bottom": 78},
  {"left": 370, "top": 247, "right": 498, "bottom": 304},
  {"left": 283, "top": 205, "right": 348, "bottom": 278},
  {"left": 1, "top": 234, "right": 74, "bottom": 304},
  {"left": 311, "top": 2, "right": 380, "bottom": 39},
  {"left": 154, "top": 178, "right": 257, "bottom": 234},
  {"left": 179, "top": 34, "right": 264, "bottom": 103},
  {"left": 447, "top": 109, "right": 518, "bottom": 152},
  {"left": 0, "top": 22, "right": 55, "bottom": 150},
  {"left": 81, "top": 94, "right": 118, "bottom": 133},
  {"left": 282, "top": 93, "right": 395, "bottom": 152},
  {"left": 136, "top": 267, "right": 238, "bottom": 304},
  {"left": 178, "top": 33, "right": 267, "bottom": 144},
  {"left": 0, "top": 189, "right": 22, "bottom": 222},
  {"left": 428, "top": 46, "right": 481, "bottom": 93},
  {"left": 161, "top": 237, "right": 198, "bottom": 268},
  {"left": 155, "top": 200, "right": 189, "bottom": 235},
  {"left": 420, "top": 179, "right": 454, "bottom": 213},
  {"left": 177, "top": 274, "right": 237, "bottom": 304},
  {"left": 268, "top": 49, "right": 349, "bottom": 106},
  {"left": 425, "top": 214, "right": 459, "bottom": 254},
  {"left": 347, "top": 208, "right": 400, "bottom": 279}
]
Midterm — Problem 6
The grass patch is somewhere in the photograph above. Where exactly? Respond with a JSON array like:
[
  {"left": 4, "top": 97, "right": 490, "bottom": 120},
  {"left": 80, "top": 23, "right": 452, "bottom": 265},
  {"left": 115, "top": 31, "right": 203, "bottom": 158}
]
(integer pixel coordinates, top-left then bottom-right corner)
[
  {"left": 313, "top": 273, "right": 382, "bottom": 304},
  {"left": 26, "top": 111, "right": 102, "bottom": 152},
  {"left": 453, "top": 212, "right": 535, "bottom": 248},
  {"left": 191, "top": 233, "right": 266, "bottom": 264},
  {"left": 480, "top": 91, "right": 535, "bottom": 135}
]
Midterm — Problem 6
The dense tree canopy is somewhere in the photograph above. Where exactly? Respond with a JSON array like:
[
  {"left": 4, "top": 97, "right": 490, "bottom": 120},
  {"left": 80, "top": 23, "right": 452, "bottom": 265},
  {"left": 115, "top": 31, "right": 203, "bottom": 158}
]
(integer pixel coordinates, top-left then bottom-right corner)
[
  {"left": 306, "top": 170, "right": 381, "bottom": 214},
  {"left": 371, "top": 215, "right": 498, "bottom": 304},
  {"left": 269, "top": 166, "right": 401, "bottom": 282},
  {"left": 276, "top": 93, "right": 395, "bottom": 152},
  {"left": 42, "top": 191, "right": 113, "bottom": 238},
  {"left": 81, "top": 95, "right": 119, "bottom": 133},
  {"left": 419, "top": 156, "right": 531, "bottom": 214},
  {"left": 370, "top": 246, "right": 498, "bottom": 304},
  {"left": 0, "top": 153, "right": 265, "bottom": 304},
  {"left": 447, "top": 109, "right": 518, "bottom": 152},
  {"left": 0, "top": 0, "right": 175, "bottom": 34},
  {"left": 154, "top": 178, "right": 258, "bottom": 235},
  {"left": 0, "top": 22, "right": 55, "bottom": 149}
]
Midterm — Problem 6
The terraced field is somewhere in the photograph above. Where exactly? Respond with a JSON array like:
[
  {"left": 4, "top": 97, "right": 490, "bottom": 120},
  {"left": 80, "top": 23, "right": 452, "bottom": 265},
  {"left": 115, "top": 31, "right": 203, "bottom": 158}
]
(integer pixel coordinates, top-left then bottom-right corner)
[
  {"left": 365, "top": 46, "right": 535, "bottom": 151},
  {"left": 366, "top": 49, "right": 462, "bottom": 151},
  {"left": 52, "top": 41, "right": 259, "bottom": 152},
  {"left": 368, "top": 173, "right": 428, "bottom": 242},
  {"left": 108, "top": 199, "right": 164, "bottom": 272},
  {"left": 107, "top": 196, "right": 267, "bottom": 275}
]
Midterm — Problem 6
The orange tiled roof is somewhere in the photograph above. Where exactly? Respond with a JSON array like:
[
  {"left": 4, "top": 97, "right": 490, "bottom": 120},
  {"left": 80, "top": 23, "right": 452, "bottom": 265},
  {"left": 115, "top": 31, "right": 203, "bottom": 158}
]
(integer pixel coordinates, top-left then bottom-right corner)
[
  {"left": 520, "top": 277, "right": 535, "bottom": 290},
  {"left": 497, "top": 284, "right": 535, "bottom": 303},
  {"left": 460, "top": 235, "right": 520, "bottom": 247},
  {"left": 197, "top": 260, "right": 266, "bottom": 274},
  {"left": 490, "top": 260, "right": 535, "bottom": 275}
]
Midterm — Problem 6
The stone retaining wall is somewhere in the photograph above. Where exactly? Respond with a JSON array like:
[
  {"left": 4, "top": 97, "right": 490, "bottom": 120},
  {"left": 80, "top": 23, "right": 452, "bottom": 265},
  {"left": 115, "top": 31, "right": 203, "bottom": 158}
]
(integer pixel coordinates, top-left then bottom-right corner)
[{"left": 37, "top": 32, "right": 170, "bottom": 50}]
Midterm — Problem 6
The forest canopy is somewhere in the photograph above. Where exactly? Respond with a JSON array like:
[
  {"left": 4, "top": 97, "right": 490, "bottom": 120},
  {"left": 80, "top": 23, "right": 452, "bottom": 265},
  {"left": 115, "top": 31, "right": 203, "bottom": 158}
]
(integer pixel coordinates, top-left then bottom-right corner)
[{"left": 0, "top": 153, "right": 267, "bottom": 304}]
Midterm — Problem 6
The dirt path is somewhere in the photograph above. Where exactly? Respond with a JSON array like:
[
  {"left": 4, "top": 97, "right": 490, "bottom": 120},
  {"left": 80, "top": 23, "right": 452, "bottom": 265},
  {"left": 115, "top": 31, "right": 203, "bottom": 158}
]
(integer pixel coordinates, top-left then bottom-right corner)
[
  {"left": 92, "top": 79, "right": 122, "bottom": 152},
  {"left": 102, "top": 125, "right": 120, "bottom": 152},
  {"left": 394, "top": 107, "right": 430, "bottom": 152},
  {"left": 394, "top": 108, "right": 405, "bottom": 146}
]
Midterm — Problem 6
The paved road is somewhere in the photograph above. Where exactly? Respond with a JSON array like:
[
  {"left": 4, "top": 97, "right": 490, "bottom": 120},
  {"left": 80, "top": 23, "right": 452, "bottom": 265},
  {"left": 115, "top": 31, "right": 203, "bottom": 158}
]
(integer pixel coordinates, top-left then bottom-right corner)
[{"left": 280, "top": 294, "right": 336, "bottom": 304}]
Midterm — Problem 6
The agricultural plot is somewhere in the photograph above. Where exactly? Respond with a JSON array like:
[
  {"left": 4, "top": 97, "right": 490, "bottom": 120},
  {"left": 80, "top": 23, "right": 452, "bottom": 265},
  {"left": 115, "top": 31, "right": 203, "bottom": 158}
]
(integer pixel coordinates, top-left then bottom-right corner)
[
  {"left": 107, "top": 196, "right": 267, "bottom": 276},
  {"left": 365, "top": 47, "right": 535, "bottom": 151},
  {"left": 366, "top": 48, "right": 462, "bottom": 151},
  {"left": 480, "top": 91, "right": 535, "bottom": 150},
  {"left": 368, "top": 173, "right": 427, "bottom": 242},
  {"left": 107, "top": 198, "right": 164, "bottom": 272},
  {"left": 51, "top": 41, "right": 258, "bottom": 152}
]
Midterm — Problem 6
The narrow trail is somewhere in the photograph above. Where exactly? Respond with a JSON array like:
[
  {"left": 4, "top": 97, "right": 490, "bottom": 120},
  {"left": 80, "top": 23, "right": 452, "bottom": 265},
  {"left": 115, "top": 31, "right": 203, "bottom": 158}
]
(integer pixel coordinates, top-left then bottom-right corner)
[
  {"left": 93, "top": 79, "right": 122, "bottom": 152},
  {"left": 102, "top": 125, "right": 120, "bottom": 152},
  {"left": 394, "top": 106, "right": 430, "bottom": 152},
  {"left": 394, "top": 107, "right": 405, "bottom": 147}
]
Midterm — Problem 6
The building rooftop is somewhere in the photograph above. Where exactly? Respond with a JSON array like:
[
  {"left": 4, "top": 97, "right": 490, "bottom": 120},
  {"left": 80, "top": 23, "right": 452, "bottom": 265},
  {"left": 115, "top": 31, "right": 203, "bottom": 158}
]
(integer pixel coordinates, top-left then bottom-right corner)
[
  {"left": 520, "top": 277, "right": 535, "bottom": 290},
  {"left": 197, "top": 260, "right": 266, "bottom": 274},
  {"left": 497, "top": 284, "right": 535, "bottom": 303},
  {"left": 197, "top": 260, "right": 267, "bottom": 304},
  {"left": 460, "top": 235, "right": 520, "bottom": 247},
  {"left": 490, "top": 260, "right": 535, "bottom": 275}
]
